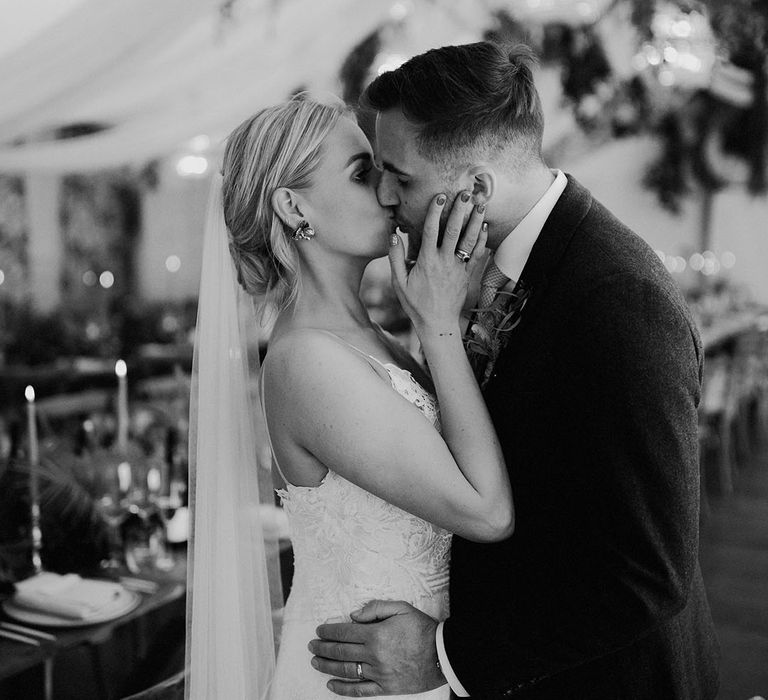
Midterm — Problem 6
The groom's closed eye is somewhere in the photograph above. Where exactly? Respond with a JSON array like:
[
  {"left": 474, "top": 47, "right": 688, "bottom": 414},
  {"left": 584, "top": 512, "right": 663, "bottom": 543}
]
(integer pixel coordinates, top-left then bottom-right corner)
[
  {"left": 381, "top": 161, "right": 411, "bottom": 180},
  {"left": 380, "top": 169, "right": 409, "bottom": 189}
]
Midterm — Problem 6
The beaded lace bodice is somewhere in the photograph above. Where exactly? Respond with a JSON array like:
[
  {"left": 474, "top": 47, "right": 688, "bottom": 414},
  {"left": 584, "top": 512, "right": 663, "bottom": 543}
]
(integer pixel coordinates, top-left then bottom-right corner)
[{"left": 275, "top": 362, "right": 452, "bottom": 625}]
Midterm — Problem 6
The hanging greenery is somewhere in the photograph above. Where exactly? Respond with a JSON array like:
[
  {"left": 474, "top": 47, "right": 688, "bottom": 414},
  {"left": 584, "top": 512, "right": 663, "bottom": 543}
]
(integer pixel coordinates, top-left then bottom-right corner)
[
  {"left": 693, "top": 0, "right": 767, "bottom": 195},
  {"left": 703, "top": 0, "right": 767, "bottom": 57},
  {"left": 628, "top": 0, "right": 768, "bottom": 55},
  {"left": 339, "top": 30, "right": 382, "bottom": 106},
  {"left": 628, "top": 0, "right": 768, "bottom": 210}
]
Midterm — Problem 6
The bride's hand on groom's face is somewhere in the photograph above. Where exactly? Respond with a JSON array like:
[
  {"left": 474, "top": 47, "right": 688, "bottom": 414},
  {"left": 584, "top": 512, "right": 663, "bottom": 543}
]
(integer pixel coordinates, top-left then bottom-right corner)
[
  {"left": 309, "top": 600, "right": 445, "bottom": 696},
  {"left": 389, "top": 191, "right": 487, "bottom": 334}
]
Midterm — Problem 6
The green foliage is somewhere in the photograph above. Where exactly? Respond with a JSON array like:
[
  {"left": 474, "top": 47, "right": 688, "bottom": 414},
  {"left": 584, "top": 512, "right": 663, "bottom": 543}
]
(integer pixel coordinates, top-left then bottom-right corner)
[
  {"left": 627, "top": 0, "right": 768, "bottom": 209},
  {"left": 0, "top": 451, "right": 108, "bottom": 579},
  {"left": 4, "top": 304, "right": 99, "bottom": 365},
  {"left": 1, "top": 298, "right": 197, "bottom": 367},
  {"left": 630, "top": 0, "right": 657, "bottom": 40},
  {"left": 627, "top": 0, "right": 768, "bottom": 56},
  {"left": 703, "top": 0, "right": 768, "bottom": 57}
]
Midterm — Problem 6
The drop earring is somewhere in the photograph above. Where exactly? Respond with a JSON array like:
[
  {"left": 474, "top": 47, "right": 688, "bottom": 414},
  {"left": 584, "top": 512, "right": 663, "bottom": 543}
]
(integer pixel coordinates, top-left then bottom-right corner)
[{"left": 292, "top": 220, "right": 315, "bottom": 241}]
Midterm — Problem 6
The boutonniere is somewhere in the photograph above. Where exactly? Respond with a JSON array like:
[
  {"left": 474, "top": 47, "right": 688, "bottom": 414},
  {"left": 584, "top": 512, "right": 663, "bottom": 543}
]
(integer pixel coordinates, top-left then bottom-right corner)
[{"left": 463, "top": 282, "right": 531, "bottom": 387}]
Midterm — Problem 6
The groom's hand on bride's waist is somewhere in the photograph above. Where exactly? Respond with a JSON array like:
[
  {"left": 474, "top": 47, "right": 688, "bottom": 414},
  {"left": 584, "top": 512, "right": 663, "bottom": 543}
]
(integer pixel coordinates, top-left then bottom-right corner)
[{"left": 309, "top": 600, "right": 446, "bottom": 696}]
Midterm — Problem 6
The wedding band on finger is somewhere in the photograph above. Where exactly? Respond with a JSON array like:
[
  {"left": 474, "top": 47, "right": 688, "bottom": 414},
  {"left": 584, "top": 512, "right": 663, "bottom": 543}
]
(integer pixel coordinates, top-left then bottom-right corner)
[
  {"left": 454, "top": 249, "right": 471, "bottom": 263},
  {"left": 356, "top": 662, "right": 365, "bottom": 681}
]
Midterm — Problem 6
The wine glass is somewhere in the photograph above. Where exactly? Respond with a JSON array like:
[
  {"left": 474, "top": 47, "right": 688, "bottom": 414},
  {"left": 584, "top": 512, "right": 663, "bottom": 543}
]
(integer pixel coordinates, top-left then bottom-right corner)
[
  {"left": 94, "top": 457, "right": 130, "bottom": 570},
  {"left": 147, "top": 468, "right": 183, "bottom": 572}
]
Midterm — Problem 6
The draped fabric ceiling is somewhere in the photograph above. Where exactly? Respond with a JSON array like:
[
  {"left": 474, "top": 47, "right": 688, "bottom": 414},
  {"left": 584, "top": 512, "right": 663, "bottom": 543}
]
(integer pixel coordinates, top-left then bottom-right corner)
[
  {"left": 0, "top": 0, "right": 508, "bottom": 173},
  {"left": 0, "top": 0, "right": 617, "bottom": 174}
]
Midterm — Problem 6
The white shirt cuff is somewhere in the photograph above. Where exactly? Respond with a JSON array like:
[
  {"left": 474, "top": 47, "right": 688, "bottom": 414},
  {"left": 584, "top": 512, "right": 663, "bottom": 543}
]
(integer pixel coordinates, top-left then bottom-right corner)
[{"left": 436, "top": 620, "right": 470, "bottom": 697}]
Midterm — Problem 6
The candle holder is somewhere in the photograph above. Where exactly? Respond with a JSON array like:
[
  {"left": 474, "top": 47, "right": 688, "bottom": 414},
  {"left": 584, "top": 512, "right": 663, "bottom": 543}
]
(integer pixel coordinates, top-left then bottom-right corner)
[{"left": 30, "top": 501, "right": 43, "bottom": 575}]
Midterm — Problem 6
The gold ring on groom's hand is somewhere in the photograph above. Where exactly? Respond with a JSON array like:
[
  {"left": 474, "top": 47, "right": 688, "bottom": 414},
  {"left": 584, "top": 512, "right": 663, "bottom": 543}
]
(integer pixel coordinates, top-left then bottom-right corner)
[
  {"left": 356, "top": 662, "right": 365, "bottom": 681},
  {"left": 455, "top": 249, "right": 471, "bottom": 263}
]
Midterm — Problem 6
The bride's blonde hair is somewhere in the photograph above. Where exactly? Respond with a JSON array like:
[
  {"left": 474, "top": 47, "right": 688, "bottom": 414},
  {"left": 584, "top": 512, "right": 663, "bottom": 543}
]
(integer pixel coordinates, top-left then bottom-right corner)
[{"left": 221, "top": 92, "right": 350, "bottom": 312}]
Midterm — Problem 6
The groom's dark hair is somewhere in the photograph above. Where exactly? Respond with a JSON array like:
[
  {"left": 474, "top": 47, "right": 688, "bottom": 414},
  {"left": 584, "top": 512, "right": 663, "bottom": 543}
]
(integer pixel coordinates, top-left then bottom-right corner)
[{"left": 361, "top": 42, "right": 544, "bottom": 167}]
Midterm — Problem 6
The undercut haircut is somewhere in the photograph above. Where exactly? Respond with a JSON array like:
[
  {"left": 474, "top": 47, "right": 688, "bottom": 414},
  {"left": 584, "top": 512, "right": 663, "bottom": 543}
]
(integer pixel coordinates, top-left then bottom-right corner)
[{"left": 361, "top": 42, "right": 544, "bottom": 169}]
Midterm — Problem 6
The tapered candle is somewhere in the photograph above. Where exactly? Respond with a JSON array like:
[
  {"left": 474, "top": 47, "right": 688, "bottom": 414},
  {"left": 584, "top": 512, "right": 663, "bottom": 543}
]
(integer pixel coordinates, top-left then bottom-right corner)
[
  {"left": 117, "top": 461, "right": 132, "bottom": 494},
  {"left": 147, "top": 466, "right": 161, "bottom": 494},
  {"left": 24, "top": 386, "right": 39, "bottom": 486},
  {"left": 25, "top": 385, "right": 42, "bottom": 573},
  {"left": 115, "top": 359, "right": 128, "bottom": 452}
]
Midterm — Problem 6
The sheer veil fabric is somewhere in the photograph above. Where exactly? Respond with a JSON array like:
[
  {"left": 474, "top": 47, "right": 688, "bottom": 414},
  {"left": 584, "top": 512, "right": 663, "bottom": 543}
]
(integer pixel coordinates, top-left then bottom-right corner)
[{"left": 186, "top": 174, "right": 277, "bottom": 699}]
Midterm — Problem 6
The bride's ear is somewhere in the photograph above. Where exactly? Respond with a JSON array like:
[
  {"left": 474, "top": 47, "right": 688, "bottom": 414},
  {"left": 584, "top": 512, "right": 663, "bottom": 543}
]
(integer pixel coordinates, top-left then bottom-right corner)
[
  {"left": 468, "top": 166, "right": 495, "bottom": 207},
  {"left": 271, "top": 187, "right": 305, "bottom": 229}
]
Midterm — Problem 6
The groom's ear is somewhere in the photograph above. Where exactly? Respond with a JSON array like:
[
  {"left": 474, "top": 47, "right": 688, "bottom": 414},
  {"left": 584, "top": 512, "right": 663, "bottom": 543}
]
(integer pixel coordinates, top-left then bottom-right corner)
[
  {"left": 271, "top": 187, "right": 305, "bottom": 229},
  {"left": 467, "top": 166, "right": 495, "bottom": 206}
]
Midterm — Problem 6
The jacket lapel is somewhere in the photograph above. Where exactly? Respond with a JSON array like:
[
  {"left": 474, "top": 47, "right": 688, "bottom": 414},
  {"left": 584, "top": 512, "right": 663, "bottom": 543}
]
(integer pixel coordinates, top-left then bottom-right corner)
[
  {"left": 515, "top": 174, "right": 593, "bottom": 313},
  {"left": 480, "top": 176, "right": 593, "bottom": 392}
]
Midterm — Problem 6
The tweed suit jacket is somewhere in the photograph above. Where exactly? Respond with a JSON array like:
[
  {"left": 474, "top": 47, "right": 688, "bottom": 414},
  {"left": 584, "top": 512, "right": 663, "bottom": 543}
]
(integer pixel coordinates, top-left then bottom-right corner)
[{"left": 442, "top": 176, "right": 720, "bottom": 699}]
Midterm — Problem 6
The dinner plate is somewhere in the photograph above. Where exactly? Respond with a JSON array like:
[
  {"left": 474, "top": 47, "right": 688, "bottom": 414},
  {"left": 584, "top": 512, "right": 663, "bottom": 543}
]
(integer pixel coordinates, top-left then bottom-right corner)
[{"left": 2, "top": 587, "right": 141, "bottom": 627}]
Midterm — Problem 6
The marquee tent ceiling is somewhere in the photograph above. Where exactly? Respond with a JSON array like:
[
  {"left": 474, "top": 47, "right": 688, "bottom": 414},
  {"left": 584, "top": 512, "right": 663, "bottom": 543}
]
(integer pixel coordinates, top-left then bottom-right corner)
[
  {"left": 0, "top": 0, "right": 611, "bottom": 174},
  {"left": 0, "top": 0, "right": 396, "bottom": 172}
]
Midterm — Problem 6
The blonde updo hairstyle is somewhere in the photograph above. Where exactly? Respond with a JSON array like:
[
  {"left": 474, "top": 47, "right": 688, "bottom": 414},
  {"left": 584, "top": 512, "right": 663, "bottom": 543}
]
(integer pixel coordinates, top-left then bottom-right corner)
[{"left": 221, "top": 92, "right": 350, "bottom": 312}]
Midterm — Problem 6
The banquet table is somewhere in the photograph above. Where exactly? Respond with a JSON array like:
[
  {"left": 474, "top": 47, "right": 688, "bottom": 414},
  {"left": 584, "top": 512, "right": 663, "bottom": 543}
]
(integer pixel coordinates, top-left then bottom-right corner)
[{"left": 0, "top": 563, "right": 185, "bottom": 700}]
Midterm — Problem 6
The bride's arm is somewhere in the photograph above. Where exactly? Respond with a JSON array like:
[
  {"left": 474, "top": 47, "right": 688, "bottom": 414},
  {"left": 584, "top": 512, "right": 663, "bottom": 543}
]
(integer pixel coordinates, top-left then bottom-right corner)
[
  {"left": 263, "top": 327, "right": 512, "bottom": 543},
  {"left": 389, "top": 191, "right": 514, "bottom": 537}
]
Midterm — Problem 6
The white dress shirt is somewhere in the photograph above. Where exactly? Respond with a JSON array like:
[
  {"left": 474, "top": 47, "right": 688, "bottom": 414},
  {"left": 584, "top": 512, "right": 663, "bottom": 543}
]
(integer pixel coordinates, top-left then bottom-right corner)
[{"left": 435, "top": 169, "right": 567, "bottom": 697}]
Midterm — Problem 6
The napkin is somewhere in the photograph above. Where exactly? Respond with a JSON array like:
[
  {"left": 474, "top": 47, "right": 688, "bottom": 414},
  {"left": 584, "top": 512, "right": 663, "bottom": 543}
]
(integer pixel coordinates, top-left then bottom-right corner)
[{"left": 13, "top": 572, "right": 125, "bottom": 620}]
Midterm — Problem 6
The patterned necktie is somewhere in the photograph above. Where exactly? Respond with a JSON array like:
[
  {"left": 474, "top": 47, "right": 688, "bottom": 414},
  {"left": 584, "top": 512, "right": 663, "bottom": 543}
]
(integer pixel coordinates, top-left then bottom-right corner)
[
  {"left": 464, "top": 258, "right": 514, "bottom": 385},
  {"left": 478, "top": 260, "right": 511, "bottom": 313}
]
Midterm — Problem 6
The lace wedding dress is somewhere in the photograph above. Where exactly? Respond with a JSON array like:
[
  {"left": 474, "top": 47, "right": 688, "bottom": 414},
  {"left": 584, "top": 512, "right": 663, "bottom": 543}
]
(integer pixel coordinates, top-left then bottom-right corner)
[{"left": 265, "top": 355, "right": 452, "bottom": 700}]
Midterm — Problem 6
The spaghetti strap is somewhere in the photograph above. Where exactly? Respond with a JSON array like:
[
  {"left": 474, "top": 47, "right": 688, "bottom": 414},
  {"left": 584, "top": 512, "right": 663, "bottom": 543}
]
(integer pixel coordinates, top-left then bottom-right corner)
[{"left": 312, "top": 329, "right": 394, "bottom": 381}]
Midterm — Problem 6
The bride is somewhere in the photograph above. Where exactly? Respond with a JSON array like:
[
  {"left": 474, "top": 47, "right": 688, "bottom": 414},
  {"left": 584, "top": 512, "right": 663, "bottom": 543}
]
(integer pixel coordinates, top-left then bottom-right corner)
[{"left": 187, "top": 92, "right": 513, "bottom": 699}]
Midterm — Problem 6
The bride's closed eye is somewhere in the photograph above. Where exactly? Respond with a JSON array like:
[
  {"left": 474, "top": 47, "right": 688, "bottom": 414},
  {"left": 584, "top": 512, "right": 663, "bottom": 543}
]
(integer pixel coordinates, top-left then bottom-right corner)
[{"left": 352, "top": 166, "right": 373, "bottom": 184}]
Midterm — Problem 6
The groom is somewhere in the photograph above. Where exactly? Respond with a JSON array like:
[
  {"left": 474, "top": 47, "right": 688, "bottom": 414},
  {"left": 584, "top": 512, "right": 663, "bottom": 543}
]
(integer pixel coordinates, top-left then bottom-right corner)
[{"left": 310, "top": 42, "right": 719, "bottom": 698}]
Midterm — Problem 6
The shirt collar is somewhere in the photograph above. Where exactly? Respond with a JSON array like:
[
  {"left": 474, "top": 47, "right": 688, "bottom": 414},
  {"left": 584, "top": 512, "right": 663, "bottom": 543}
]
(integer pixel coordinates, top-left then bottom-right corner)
[{"left": 493, "top": 169, "right": 567, "bottom": 283}]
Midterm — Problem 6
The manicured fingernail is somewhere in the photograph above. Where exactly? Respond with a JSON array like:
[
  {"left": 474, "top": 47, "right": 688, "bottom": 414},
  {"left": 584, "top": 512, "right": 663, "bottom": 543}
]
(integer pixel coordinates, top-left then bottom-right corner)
[
  {"left": 482, "top": 222, "right": 488, "bottom": 233},
  {"left": 436, "top": 194, "right": 446, "bottom": 205},
  {"left": 389, "top": 234, "right": 399, "bottom": 246},
  {"left": 350, "top": 608, "right": 362, "bottom": 616},
  {"left": 311, "top": 657, "right": 319, "bottom": 668},
  {"left": 477, "top": 203, "right": 486, "bottom": 214},
  {"left": 460, "top": 191, "right": 471, "bottom": 202}
]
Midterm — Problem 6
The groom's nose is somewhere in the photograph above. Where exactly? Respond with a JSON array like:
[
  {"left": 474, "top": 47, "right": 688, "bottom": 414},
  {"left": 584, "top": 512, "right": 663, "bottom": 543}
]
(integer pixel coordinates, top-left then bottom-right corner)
[{"left": 376, "top": 172, "right": 399, "bottom": 207}]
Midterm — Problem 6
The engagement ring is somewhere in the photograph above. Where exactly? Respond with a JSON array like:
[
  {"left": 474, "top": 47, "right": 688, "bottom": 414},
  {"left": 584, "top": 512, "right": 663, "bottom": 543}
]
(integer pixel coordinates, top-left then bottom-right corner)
[{"left": 455, "top": 249, "right": 471, "bottom": 263}]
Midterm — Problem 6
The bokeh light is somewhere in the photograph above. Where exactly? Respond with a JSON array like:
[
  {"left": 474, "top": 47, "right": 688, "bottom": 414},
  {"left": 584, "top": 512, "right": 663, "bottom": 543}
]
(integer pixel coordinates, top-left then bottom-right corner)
[
  {"left": 176, "top": 154, "right": 209, "bottom": 177},
  {"left": 689, "top": 253, "right": 704, "bottom": 271},
  {"left": 165, "top": 255, "right": 181, "bottom": 273},
  {"left": 99, "top": 271, "right": 115, "bottom": 289}
]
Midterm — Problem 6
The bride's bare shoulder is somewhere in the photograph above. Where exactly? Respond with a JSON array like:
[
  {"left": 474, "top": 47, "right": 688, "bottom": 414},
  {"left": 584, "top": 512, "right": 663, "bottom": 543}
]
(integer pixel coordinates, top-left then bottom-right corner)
[{"left": 263, "top": 328, "right": 371, "bottom": 386}]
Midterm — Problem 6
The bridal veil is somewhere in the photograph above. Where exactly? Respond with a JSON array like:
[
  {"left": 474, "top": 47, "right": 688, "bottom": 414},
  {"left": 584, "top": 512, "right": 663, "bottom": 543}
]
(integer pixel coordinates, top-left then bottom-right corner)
[{"left": 186, "top": 173, "right": 279, "bottom": 698}]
